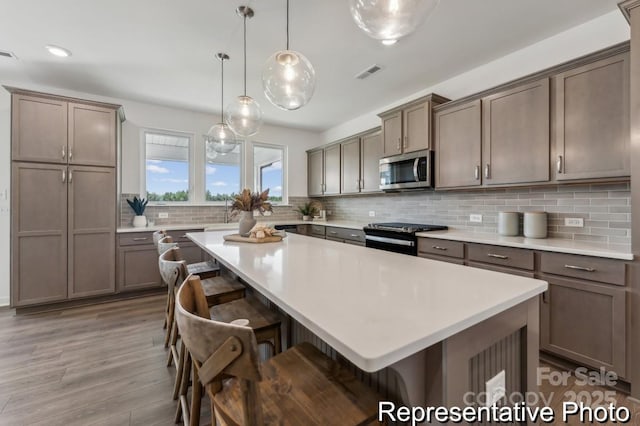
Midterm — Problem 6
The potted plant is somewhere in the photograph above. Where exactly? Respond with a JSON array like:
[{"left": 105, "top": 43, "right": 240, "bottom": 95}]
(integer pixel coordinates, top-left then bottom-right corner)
[
  {"left": 230, "top": 188, "right": 273, "bottom": 236},
  {"left": 296, "top": 202, "right": 318, "bottom": 221},
  {"left": 126, "top": 196, "right": 149, "bottom": 228}
]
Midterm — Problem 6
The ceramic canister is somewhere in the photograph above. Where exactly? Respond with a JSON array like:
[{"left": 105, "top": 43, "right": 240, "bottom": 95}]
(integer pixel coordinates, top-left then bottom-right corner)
[
  {"left": 524, "top": 211, "right": 548, "bottom": 238},
  {"left": 498, "top": 212, "right": 519, "bottom": 236}
]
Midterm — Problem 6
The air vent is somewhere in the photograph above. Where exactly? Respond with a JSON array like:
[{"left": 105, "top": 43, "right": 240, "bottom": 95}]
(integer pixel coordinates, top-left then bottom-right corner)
[
  {"left": 355, "top": 64, "right": 382, "bottom": 80},
  {"left": 0, "top": 50, "right": 16, "bottom": 59}
]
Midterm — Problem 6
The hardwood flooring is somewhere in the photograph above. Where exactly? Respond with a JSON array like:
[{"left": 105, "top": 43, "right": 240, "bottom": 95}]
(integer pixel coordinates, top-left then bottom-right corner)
[{"left": 0, "top": 295, "right": 637, "bottom": 425}]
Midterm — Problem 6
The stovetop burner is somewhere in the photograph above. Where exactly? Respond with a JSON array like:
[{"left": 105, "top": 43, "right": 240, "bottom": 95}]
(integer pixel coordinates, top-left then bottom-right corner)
[{"left": 365, "top": 222, "right": 448, "bottom": 234}]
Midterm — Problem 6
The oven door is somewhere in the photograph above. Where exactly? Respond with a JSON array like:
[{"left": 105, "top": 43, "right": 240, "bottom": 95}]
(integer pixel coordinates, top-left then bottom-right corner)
[
  {"left": 364, "top": 233, "right": 417, "bottom": 256},
  {"left": 379, "top": 150, "right": 431, "bottom": 191}
]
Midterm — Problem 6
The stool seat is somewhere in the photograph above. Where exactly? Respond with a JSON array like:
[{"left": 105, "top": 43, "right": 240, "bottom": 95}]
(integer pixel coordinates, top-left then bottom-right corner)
[
  {"left": 187, "top": 259, "right": 220, "bottom": 280},
  {"left": 209, "top": 296, "right": 282, "bottom": 337},
  {"left": 200, "top": 275, "right": 245, "bottom": 306}
]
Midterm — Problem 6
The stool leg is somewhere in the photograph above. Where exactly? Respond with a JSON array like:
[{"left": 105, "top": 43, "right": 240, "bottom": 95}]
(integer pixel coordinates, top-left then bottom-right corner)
[
  {"left": 164, "top": 296, "right": 175, "bottom": 348},
  {"left": 190, "top": 364, "right": 202, "bottom": 426},
  {"left": 180, "top": 351, "right": 192, "bottom": 401},
  {"left": 167, "top": 320, "right": 178, "bottom": 367},
  {"left": 274, "top": 326, "right": 282, "bottom": 355},
  {"left": 173, "top": 341, "right": 187, "bottom": 400}
]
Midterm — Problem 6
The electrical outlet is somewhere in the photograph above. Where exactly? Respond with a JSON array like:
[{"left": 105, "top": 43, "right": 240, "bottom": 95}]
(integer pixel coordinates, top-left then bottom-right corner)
[
  {"left": 158, "top": 212, "right": 169, "bottom": 219},
  {"left": 469, "top": 214, "right": 483, "bottom": 223},
  {"left": 485, "top": 370, "right": 506, "bottom": 406},
  {"left": 564, "top": 217, "right": 584, "bottom": 227},
  {"left": 369, "top": 211, "right": 375, "bottom": 217}
]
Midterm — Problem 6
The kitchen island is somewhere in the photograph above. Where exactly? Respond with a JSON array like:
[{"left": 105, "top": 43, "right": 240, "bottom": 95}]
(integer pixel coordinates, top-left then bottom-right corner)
[{"left": 188, "top": 230, "right": 547, "bottom": 409}]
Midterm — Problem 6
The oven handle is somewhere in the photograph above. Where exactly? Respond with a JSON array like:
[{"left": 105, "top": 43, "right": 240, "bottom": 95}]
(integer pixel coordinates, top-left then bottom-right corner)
[
  {"left": 413, "top": 157, "right": 420, "bottom": 182},
  {"left": 365, "top": 235, "right": 415, "bottom": 247}
]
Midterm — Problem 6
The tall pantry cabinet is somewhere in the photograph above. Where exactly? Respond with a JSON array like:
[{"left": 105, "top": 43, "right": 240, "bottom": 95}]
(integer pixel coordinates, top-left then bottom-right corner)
[{"left": 9, "top": 88, "right": 122, "bottom": 307}]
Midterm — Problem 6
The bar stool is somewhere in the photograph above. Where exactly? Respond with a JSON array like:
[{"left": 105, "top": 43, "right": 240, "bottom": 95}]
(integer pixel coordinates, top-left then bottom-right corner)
[
  {"left": 157, "top": 234, "right": 220, "bottom": 280},
  {"left": 176, "top": 275, "right": 381, "bottom": 426}
]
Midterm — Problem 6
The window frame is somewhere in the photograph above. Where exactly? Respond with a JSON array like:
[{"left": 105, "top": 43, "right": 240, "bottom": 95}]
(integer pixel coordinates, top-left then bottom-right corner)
[
  {"left": 252, "top": 141, "right": 287, "bottom": 205},
  {"left": 203, "top": 140, "right": 246, "bottom": 205}
]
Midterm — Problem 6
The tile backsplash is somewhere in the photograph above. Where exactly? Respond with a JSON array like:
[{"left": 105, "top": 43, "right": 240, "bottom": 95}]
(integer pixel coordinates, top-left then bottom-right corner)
[
  {"left": 120, "top": 195, "right": 308, "bottom": 227},
  {"left": 315, "top": 182, "right": 631, "bottom": 245}
]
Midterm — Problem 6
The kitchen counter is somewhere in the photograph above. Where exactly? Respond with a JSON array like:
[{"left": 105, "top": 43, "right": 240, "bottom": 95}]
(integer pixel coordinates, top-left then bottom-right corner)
[
  {"left": 187, "top": 230, "right": 546, "bottom": 372},
  {"left": 416, "top": 229, "right": 633, "bottom": 260}
]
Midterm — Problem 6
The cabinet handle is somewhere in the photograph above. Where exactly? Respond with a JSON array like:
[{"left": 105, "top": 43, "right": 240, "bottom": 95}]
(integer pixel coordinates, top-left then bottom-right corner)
[
  {"left": 133, "top": 237, "right": 148, "bottom": 241},
  {"left": 564, "top": 264, "right": 595, "bottom": 272},
  {"left": 62, "top": 145, "right": 66, "bottom": 160},
  {"left": 329, "top": 231, "right": 337, "bottom": 235},
  {"left": 62, "top": 170, "right": 66, "bottom": 183},
  {"left": 68, "top": 170, "right": 73, "bottom": 184},
  {"left": 69, "top": 148, "right": 73, "bottom": 161},
  {"left": 487, "top": 253, "right": 508, "bottom": 259},
  {"left": 403, "top": 136, "right": 408, "bottom": 149},
  {"left": 484, "top": 164, "right": 490, "bottom": 179},
  {"left": 474, "top": 165, "right": 480, "bottom": 180},
  {"left": 542, "top": 291, "right": 549, "bottom": 304},
  {"left": 359, "top": 179, "right": 364, "bottom": 189},
  {"left": 181, "top": 234, "right": 188, "bottom": 238},
  {"left": 350, "top": 234, "right": 359, "bottom": 238},
  {"left": 432, "top": 246, "right": 447, "bottom": 251},
  {"left": 556, "top": 155, "right": 563, "bottom": 173},
  {"left": 397, "top": 138, "right": 401, "bottom": 151}
]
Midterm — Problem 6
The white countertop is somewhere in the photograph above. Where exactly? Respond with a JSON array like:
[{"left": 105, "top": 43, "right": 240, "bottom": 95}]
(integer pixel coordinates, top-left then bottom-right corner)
[
  {"left": 416, "top": 229, "right": 633, "bottom": 261},
  {"left": 187, "top": 230, "right": 547, "bottom": 372},
  {"left": 116, "top": 219, "right": 367, "bottom": 234}
]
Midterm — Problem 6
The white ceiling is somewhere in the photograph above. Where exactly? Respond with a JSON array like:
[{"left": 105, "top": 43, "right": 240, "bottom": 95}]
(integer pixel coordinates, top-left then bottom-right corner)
[{"left": 0, "top": 0, "right": 622, "bottom": 132}]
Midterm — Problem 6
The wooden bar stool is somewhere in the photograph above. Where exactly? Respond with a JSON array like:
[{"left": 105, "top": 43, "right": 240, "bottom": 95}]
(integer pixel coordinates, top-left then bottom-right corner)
[
  {"left": 175, "top": 275, "right": 285, "bottom": 426},
  {"left": 175, "top": 275, "right": 382, "bottom": 426},
  {"left": 157, "top": 235, "right": 220, "bottom": 280}
]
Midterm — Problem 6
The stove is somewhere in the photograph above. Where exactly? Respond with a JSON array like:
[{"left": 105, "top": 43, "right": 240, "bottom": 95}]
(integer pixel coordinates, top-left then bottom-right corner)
[{"left": 363, "top": 222, "right": 448, "bottom": 255}]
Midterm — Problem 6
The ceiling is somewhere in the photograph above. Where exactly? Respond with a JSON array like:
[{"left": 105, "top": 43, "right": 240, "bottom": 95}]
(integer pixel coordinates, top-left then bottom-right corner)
[{"left": 0, "top": 0, "right": 622, "bottom": 132}]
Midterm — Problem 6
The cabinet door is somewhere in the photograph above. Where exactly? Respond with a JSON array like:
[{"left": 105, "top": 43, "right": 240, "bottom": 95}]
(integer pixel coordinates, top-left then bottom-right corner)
[
  {"left": 340, "top": 137, "right": 360, "bottom": 194},
  {"left": 11, "top": 163, "right": 68, "bottom": 306},
  {"left": 360, "top": 130, "right": 382, "bottom": 193},
  {"left": 403, "top": 101, "right": 430, "bottom": 153},
  {"left": 540, "top": 276, "right": 626, "bottom": 377},
  {"left": 11, "top": 94, "right": 68, "bottom": 164},
  {"left": 307, "top": 150, "right": 324, "bottom": 196},
  {"left": 118, "top": 245, "right": 163, "bottom": 291},
  {"left": 482, "top": 79, "right": 550, "bottom": 185},
  {"left": 381, "top": 111, "right": 402, "bottom": 157},
  {"left": 68, "top": 103, "right": 117, "bottom": 167},
  {"left": 554, "top": 53, "right": 630, "bottom": 180},
  {"left": 324, "top": 144, "right": 341, "bottom": 195},
  {"left": 434, "top": 100, "right": 482, "bottom": 188},
  {"left": 68, "top": 166, "right": 116, "bottom": 298}
]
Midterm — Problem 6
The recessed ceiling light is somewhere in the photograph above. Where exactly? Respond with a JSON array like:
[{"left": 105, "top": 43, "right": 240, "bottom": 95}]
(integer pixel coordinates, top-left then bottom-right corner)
[
  {"left": 45, "top": 45, "right": 72, "bottom": 57},
  {"left": 381, "top": 39, "right": 398, "bottom": 46}
]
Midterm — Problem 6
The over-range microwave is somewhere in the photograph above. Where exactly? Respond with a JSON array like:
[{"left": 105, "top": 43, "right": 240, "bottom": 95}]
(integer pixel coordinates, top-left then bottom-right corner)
[{"left": 379, "top": 149, "right": 433, "bottom": 191}]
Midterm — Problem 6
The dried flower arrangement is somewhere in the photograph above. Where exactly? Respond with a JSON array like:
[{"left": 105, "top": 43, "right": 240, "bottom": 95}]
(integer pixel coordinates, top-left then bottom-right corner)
[{"left": 230, "top": 188, "right": 273, "bottom": 216}]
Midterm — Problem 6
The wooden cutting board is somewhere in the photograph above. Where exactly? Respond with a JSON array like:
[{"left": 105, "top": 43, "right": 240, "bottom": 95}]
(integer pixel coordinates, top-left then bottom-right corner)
[{"left": 223, "top": 234, "right": 283, "bottom": 243}]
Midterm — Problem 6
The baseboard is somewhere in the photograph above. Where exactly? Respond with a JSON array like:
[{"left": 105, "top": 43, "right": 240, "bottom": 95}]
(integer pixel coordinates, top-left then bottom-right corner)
[{"left": 0, "top": 296, "right": 9, "bottom": 307}]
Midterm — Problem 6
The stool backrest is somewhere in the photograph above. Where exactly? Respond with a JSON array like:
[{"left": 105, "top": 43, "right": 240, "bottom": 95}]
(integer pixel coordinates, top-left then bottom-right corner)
[
  {"left": 152, "top": 230, "right": 166, "bottom": 247},
  {"left": 175, "top": 275, "right": 263, "bottom": 425},
  {"left": 157, "top": 235, "right": 178, "bottom": 255},
  {"left": 158, "top": 247, "right": 188, "bottom": 293}
]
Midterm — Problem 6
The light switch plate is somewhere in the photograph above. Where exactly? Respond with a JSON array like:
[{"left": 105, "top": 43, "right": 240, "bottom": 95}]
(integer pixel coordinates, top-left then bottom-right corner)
[
  {"left": 158, "top": 212, "right": 169, "bottom": 219},
  {"left": 564, "top": 218, "right": 584, "bottom": 227},
  {"left": 470, "top": 214, "right": 483, "bottom": 223},
  {"left": 486, "top": 370, "right": 506, "bottom": 406},
  {"left": 369, "top": 211, "right": 375, "bottom": 217}
]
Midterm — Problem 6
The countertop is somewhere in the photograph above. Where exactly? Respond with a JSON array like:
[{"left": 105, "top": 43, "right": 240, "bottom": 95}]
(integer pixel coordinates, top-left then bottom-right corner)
[
  {"left": 187, "top": 230, "right": 547, "bottom": 372},
  {"left": 416, "top": 229, "right": 633, "bottom": 261}
]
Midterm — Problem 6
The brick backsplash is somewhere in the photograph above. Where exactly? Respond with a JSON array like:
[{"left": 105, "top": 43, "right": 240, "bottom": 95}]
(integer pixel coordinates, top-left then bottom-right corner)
[
  {"left": 120, "top": 195, "right": 309, "bottom": 227},
  {"left": 314, "top": 182, "right": 632, "bottom": 245}
]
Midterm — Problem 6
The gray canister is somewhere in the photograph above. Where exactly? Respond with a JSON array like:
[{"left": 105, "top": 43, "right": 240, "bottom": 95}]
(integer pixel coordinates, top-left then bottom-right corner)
[
  {"left": 498, "top": 212, "right": 519, "bottom": 236},
  {"left": 524, "top": 211, "right": 548, "bottom": 238}
]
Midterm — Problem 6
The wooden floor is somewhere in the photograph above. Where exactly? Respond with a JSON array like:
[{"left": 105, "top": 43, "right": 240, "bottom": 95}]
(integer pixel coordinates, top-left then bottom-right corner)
[{"left": 0, "top": 295, "right": 638, "bottom": 425}]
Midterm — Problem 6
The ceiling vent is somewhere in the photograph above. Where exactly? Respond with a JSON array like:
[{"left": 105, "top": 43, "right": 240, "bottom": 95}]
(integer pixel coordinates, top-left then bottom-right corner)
[
  {"left": 355, "top": 64, "right": 382, "bottom": 80},
  {"left": 0, "top": 50, "right": 17, "bottom": 59}
]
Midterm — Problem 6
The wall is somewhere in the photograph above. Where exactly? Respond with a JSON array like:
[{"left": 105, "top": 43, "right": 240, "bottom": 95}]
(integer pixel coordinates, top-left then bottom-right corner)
[
  {"left": 317, "top": 182, "right": 631, "bottom": 246},
  {"left": 322, "top": 10, "right": 630, "bottom": 143},
  {"left": 0, "top": 89, "right": 10, "bottom": 305}
]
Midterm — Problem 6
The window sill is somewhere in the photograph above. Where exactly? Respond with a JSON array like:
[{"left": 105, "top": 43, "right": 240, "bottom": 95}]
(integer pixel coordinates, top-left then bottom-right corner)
[{"left": 145, "top": 202, "right": 293, "bottom": 208}]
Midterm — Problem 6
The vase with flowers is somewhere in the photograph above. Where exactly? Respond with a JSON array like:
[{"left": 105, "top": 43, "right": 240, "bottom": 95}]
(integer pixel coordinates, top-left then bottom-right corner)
[{"left": 231, "top": 188, "right": 273, "bottom": 236}]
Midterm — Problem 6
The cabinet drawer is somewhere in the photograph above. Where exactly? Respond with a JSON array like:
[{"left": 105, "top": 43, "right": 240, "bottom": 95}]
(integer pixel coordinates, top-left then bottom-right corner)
[
  {"left": 467, "top": 243, "right": 534, "bottom": 270},
  {"left": 417, "top": 238, "right": 464, "bottom": 259},
  {"left": 118, "top": 232, "right": 154, "bottom": 246},
  {"left": 325, "top": 227, "right": 365, "bottom": 243},
  {"left": 467, "top": 261, "right": 535, "bottom": 278},
  {"left": 540, "top": 252, "right": 626, "bottom": 286},
  {"left": 310, "top": 225, "right": 326, "bottom": 237},
  {"left": 419, "top": 253, "right": 465, "bottom": 265}
]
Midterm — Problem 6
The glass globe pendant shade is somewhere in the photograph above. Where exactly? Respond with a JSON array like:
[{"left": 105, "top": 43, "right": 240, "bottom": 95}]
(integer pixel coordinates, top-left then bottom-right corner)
[
  {"left": 225, "top": 95, "right": 263, "bottom": 137},
  {"left": 262, "top": 50, "right": 316, "bottom": 111},
  {"left": 205, "top": 122, "right": 237, "bottom": 155},
  {"left": 348, "top": 0, "right": 440, "bottom": 43}
]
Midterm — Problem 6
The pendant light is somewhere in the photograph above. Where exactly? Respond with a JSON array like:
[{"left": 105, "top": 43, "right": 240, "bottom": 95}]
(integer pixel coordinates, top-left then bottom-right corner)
[
  {"left": 262, "top": 0, "right": 316, "bottom": 111},
  {"left": 348, "top": 0, "right": 440, "bottom": 45},
  {"left": 225, "top": 6, "right": 263, "bottom": 138},
  {"left": 205, "top": 53, "right": 238, "bottom": 156}
]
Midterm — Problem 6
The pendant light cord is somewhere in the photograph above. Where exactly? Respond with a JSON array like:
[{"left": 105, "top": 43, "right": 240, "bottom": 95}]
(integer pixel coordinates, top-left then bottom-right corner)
[
  {"left": 220, "top": 57, "right": 224, "bottom": 122},
  {"left": 286, "top": 0, "right": 290, "bottom": 50},
  {"left": 243, "top": 14, "right": 247, "bottom": 97}
]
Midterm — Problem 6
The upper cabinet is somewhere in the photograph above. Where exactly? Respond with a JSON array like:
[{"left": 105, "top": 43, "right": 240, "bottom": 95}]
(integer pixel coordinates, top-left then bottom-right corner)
[
  {"left": 307, "top": 144, "right": 340, "bottom": 196},
  {"left": 553, "top": 52, "right": 630, "bottom": 180},
  {"left": 378, "top": 94, "right": 449, "bottom": 157},
  {"left": 482, "top": 78, "right": 550, "bottom": 185},
  {"left": 11, "top": 91, "right": 119, "bottom": 167},
  {"left": 434, "top": 100, "right": 482, "bottom": 189},
  {"left": 340, "top": 137, "right": 360, "bottom": 194},
  {"left": 307, "top": 149, "right": 324, "bottom": 197},
  {"left": 324, "top": 144, "right": 341, "bottom": 195}
]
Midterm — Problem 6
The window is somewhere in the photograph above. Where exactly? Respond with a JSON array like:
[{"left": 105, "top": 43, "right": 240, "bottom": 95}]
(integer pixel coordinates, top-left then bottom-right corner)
[
  {"left": 144, "top": 130, "right": 191, "bottom": 202},
  {"left": 205, "top": 143, "right": 243, "bottom": 201},
  {"left": 254, "top": 144, "right": 285, "bottom": 203}
]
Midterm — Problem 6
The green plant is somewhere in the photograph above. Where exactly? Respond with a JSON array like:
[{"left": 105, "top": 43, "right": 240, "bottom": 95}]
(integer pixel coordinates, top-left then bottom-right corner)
[
  {"left": 296, "top": 202, "right": 318, "bottom": 217},
  {"left": 126, "top": 196, "right": 148, "bottom": 215},
  {"left": 230, "top": 188, "right": 273, "bottom": 216}
]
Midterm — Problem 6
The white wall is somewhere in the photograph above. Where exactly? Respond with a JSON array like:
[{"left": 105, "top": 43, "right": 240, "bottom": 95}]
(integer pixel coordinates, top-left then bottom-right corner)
[
  {"left": 0, "top": 88, "right": 10, "bottom": 306},
  {"left": 322, "top": 10, "right": 630, "bottom": 143}
]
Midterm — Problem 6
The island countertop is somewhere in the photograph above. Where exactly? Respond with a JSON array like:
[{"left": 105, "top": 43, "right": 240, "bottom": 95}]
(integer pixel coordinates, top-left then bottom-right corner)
[{"left": 188, "top": 230, "right": 547, "bottom": 372}]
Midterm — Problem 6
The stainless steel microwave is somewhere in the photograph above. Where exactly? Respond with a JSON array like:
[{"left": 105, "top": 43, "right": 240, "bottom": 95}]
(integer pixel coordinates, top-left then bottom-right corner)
[{"left": 379, "top": 150, "right": 432, "bottom": 191}]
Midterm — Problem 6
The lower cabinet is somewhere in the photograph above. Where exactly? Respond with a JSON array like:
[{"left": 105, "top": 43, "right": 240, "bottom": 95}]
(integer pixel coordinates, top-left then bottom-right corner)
[
  {"left": 540, "top": 275, "right": 627, "bottom": 378},
  {"left": 324, "top": 227, "right": 365, "bottom": 245}
]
